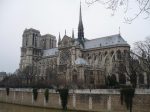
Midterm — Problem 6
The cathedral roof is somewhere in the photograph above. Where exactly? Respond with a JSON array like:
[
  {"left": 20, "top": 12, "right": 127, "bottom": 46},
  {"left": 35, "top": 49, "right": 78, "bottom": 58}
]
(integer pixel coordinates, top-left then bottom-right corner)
[
  {"left": 84, "top": 34, "right": 129, "bottom": 49},
  {"left": 24, "top": 28, "right": 40, "bottom": 33},
  {"left": 43, "top": 48, "right": 58, "bottom": 57},
  {"left": 42, "top": 34, "right": 56, "bottom": 38},
  {"left": 75, "top": 58, "right": 88, "bottom": 65}
]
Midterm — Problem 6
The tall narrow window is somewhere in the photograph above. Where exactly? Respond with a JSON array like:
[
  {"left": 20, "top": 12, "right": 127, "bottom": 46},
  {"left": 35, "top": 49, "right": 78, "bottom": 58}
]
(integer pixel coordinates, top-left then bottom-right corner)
[
  {"left": 35, "top": 37, "right": 37, "bottom": 47},
  {"left": 32, "top": 34, "right": 35, "bottom": 46},
  {"left": 26, "top": 38, "right": 28, "bottom": 46},
  {"left": 117, "top": 50, "right": 122, "bottom": 60}
]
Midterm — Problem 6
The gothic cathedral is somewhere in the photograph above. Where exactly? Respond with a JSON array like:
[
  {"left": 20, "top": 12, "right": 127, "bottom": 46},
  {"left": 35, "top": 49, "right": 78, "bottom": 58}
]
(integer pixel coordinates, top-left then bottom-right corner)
[{"left": 20, "top": 4, "right": 130, "bottom": 88}]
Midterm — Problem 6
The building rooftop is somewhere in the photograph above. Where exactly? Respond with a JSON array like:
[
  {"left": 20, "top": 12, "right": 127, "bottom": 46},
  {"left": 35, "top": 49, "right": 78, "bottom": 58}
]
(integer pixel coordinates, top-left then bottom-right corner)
[{"left": 84, "top": 34, "right": 129, "bottom": 49}]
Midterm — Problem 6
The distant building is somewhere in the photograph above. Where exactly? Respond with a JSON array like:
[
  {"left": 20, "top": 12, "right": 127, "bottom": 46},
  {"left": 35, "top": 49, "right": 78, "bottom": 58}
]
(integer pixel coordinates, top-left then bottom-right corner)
[
  {"left": 19, "top": 4, "right": 130, "bottom": 88},
  {"left": 0, "top": 72, "right": 6, "bottom": 81}
]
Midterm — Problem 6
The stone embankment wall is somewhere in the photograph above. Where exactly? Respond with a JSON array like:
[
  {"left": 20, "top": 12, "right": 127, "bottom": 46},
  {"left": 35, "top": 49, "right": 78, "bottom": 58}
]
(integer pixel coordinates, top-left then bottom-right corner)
[{"left": 0, "top": 88, "right": 150, "bottom": 112}]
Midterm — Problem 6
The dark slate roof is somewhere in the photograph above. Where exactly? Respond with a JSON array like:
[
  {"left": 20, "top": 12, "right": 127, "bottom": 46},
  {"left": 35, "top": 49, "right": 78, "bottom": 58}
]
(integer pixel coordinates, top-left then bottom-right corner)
[{"left": 84, "top": 34, "right": 129, "bottom": 49}]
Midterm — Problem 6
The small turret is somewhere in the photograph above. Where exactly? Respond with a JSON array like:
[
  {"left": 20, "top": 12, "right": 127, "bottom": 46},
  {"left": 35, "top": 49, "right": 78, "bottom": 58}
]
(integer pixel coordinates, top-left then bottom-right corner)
[
  {"left": 72, "top": 29, "right": 74, "bottom": 39},
  {"left": 65, "top": 29, "right": 67, "bottom": 35},
  {"left": 58, "top": 32, "right": 61, "bottom": 45},
  {"left": 72, "top": 29, "right": 75, "bottom": 44}
]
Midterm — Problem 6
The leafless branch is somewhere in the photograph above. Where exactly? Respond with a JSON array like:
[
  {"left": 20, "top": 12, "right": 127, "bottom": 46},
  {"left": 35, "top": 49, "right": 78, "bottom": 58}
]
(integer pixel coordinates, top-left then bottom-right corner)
[{"left": 85, "top": 0, "right": 150, "bottom": 23}]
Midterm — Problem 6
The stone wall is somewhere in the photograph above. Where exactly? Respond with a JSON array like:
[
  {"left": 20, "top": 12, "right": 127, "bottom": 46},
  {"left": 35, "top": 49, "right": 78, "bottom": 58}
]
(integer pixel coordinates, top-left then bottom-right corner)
[{"left": 0, "top": 88, "right": 150, "bottom": 112}]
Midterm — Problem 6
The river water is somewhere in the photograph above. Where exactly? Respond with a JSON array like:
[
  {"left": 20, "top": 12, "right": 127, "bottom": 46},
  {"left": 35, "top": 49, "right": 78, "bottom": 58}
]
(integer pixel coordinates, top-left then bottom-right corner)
[{"left": 0, "top": 103, "right": 76, "bottom": 112}]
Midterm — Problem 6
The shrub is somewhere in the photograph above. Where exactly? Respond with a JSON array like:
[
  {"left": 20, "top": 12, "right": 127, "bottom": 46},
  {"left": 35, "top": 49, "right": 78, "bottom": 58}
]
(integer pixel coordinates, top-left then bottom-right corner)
[
  {"left": 57, "top": 88, "right": 69, "bottom": 110},
  {"left": 120, "top": 86, "right": 135, "bottom": 112},
  {"left": 44, "top": 88, "right": 49, "bottom": 103},
  {"left": 32, "top": 88, "right": 38, "bottom": 101}
]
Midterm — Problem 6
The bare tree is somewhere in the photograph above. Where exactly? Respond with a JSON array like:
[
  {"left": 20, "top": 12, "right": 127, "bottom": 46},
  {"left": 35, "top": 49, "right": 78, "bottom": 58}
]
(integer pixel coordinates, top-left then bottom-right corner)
[
  {"left": 133, "top": 37, "right": 150, "bottom": 87},
  {"left": 21, "top": 65, "right": 36, "bottom": 86},
  {"left": 85, "top": 0, "right": 150, "bottom": 23},
  {"left": 45, "top": 67, "right": 57, "bottom": 88},
  {"left": 117, "top": 37, "right": 150, "bottom": 88},
  {"left": 117, "top": 52, "right": 140, "bottom": 88}
]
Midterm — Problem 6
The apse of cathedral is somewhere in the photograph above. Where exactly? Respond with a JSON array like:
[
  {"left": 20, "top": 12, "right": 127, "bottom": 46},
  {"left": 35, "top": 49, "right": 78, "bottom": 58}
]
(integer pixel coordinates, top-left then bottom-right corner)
[{"left": 20, "top": 3, "right": 130, "bottom": 88}]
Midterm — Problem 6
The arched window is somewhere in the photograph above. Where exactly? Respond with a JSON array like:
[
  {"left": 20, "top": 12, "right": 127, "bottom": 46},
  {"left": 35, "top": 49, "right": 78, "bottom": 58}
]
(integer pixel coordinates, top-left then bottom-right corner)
[
  {"left": 35, "top": 37, "right": 37, "bottom": 47},
  {"left": 72, "top": 70, "right": 78, "bottom": 83},
  {"left": 117, "top": 50, "right": 122, "bottom": 60},
  {"left": 26, "top": 37, "right": 28, "bottom": 46},
  {"left": 119, "top": 73, "right": 126, "bottom": 84},
  {"left": 110, "top": 51, "right": 114, "bottom": 57},
  {"left": 32, "top": 33, "right": 35, "bottom": 45}
]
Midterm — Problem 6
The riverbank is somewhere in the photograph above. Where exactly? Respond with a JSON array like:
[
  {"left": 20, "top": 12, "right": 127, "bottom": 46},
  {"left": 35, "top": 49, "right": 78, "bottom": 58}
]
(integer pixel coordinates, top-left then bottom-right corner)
[
  {"left": 0, "top": 88, "right": 150, "bottom": 112},
  {"left": 0, "top": 102, "right": 76, "bottom": 112}
]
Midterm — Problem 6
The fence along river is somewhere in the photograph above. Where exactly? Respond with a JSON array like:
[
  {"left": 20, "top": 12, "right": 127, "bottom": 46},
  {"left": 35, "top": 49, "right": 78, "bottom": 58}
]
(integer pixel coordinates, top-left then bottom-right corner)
[{"left": 1, "top": 88, "right": 150, "bottom": 112}]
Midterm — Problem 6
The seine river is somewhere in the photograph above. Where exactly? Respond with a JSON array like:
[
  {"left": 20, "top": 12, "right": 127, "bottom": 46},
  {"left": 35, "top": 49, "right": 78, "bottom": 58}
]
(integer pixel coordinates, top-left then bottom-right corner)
[{"left": 0, "top": 103, "right": 76, "bottom": 112}]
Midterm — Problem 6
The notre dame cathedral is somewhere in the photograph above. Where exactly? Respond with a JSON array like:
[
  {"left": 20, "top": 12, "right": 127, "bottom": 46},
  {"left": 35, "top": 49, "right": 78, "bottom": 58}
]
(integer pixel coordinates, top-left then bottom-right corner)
[{"left": 19, "top": 4, "right": 130, "bottom": 88}]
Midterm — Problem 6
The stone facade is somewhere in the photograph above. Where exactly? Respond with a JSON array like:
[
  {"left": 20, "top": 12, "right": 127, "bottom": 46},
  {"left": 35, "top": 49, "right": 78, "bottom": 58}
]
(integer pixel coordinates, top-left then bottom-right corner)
[
  {"left": 0, "top": 72, "right": 6, "bottom": 81},
  {"left": 20, "top": 4, "right": 131, "bottom": 87}
]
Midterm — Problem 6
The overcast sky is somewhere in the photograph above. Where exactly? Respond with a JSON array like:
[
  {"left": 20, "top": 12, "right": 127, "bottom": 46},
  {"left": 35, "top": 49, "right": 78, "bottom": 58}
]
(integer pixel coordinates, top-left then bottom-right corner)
[{"left": 0, "top": 0, "right": 150, "bottom": 73}]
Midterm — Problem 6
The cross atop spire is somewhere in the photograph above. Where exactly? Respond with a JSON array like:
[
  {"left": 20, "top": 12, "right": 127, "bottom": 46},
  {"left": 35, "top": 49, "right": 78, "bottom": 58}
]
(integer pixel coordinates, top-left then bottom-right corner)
[{"left": 78, "top": 1, "right": 84, "bottom": 41}]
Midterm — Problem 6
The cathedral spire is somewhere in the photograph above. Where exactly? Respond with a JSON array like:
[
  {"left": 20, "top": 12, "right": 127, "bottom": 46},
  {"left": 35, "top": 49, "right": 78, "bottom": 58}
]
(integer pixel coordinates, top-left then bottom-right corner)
[{"left": 78, "top": 1, "right": 84, "bottom": 40}]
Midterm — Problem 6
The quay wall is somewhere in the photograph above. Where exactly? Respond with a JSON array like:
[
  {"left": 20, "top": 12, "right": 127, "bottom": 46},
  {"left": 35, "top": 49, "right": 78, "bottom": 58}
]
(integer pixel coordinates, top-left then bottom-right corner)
[{"left": 0, "top": 88, "right": 150, "bottom": 112}]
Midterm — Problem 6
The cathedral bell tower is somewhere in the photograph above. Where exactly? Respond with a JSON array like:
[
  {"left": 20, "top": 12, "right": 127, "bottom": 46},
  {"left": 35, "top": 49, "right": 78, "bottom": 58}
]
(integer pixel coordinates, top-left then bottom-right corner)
[{"left": 20, "top": 28, "right": 41, "bottom": 70}]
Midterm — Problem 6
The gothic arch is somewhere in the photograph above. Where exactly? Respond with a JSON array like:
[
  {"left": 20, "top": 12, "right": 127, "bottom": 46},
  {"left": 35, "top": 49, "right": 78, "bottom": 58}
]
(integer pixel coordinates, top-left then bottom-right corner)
[
  {"left": 110, "top": 50, "right": 114, "bottom": 57},
  {"left": 104, "top": 51, "right": 108, "bottom": 57},
  {"left": 72, "top": 69, "right": 78, "bottom": 83},
  {"left": 117, "top": 50, "right": 122, "bottom": 60},
  {"left": 123, "top": 50, "right": 129, "bottom": 59}
]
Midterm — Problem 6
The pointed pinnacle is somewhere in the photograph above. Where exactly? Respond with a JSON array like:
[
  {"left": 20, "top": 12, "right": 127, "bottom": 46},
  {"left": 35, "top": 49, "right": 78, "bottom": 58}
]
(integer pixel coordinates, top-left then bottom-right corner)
[
  {"left": 72, "top": 29, "right": 74, "bottom": 39},
  {"left": 59, "top": 32, "right": 61, "bottom": 42},
  {"left": 65, "top": 29, "right": 66, "bottom": 35}
]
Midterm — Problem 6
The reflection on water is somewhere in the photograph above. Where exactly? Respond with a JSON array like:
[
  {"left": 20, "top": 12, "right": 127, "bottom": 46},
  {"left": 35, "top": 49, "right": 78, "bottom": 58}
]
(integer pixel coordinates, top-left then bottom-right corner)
[{"left": 0, "top": 103, "right": 75, "bottom": 112}]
